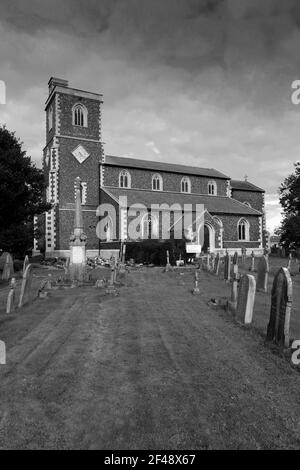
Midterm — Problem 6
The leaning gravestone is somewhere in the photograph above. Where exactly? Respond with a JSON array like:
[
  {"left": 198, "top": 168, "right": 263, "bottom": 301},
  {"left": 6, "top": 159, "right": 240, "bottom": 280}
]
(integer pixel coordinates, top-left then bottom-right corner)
[
  {"left": 256, "top": 255, "right": 269, "bottom": 292},
  {"left": 2, "top": 253, "right": 14, "bottom": 281},
  {"left": 266, "top": 267, "right": 293, "bottom": 348},
  {"left": 224, "top": 252, "right": 231, "bottom": 281},
  {"left": 236, "top": 274, "right": 256, "bottom": 325},
  {"left": 18, "top": 264, "right": 34, "bottom": 308}
]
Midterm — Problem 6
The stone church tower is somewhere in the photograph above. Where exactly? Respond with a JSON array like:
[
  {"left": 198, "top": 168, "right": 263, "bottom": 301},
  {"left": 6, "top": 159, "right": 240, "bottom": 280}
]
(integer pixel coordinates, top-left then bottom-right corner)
[{"left": 41, "top": 77, "right": 103, "bottom": 257}]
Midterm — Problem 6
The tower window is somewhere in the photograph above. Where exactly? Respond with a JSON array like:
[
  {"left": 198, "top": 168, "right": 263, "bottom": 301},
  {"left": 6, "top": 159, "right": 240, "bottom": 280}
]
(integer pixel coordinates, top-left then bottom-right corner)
[
  {"left": 238, "top": 218, "right": 250, "bottom": 241},
  {"left": 208, "top": 180, "right": 217, "bottom": 196},
  {"left": 119, "top": 170, "right": 131, "bottom": 188},
  {"left": 72, "top": 104, "right": 88, "bottom": 127},
  {"left": 152, "top": 174, "right": 163, "bottom": 191},
  {"left": 181, "top": 176, "right": 191, "bottom": 193}
]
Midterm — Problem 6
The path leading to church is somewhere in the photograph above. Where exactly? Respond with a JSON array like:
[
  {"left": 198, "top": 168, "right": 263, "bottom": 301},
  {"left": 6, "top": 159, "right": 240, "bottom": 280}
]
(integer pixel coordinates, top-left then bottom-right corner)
[{"left": 0, "top": 268, "right": 300, "bottom": 449}]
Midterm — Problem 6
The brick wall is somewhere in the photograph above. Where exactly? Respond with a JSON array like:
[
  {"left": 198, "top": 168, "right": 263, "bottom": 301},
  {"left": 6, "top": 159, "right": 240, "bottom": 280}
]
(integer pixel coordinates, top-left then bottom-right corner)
[
  {"left": 104, "top": 165, "right": 228, "bottom": 196},
  {"left": 231, "top": 189, "right": 264, "bottom": 213}
]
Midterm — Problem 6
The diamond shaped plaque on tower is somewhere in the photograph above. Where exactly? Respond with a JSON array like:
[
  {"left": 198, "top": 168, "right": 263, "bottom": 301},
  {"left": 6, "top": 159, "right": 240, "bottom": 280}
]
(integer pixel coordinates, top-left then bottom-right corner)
[{"left": 72, "top": 145, "right": 90, "bottom": 164}]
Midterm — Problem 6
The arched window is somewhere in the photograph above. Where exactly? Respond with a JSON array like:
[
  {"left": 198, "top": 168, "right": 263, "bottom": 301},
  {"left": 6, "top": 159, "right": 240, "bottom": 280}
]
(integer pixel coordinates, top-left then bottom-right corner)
[
  {"left": 141, "top": 213, "right": 159, "bottom": 240},
  {"left": 119, "top": 170, "right": 131, "bottom": 188},
  {"left": 238, "top": 218, "right": 250, "bottom": 241},
  {"left": 208, "top": 180, "right": 217, "bottom": 196},
  {"left": 72, "top": 104, "right": 88, "bottom": 127},
  {"left": 181, "top": 176, "right": 191, "bottom": 193},
  {"left": 243, "top": 201, "right": 251, "bottom": 207},
  {"left": 152, "top": 174, "right": 163, "bottom": 191}
]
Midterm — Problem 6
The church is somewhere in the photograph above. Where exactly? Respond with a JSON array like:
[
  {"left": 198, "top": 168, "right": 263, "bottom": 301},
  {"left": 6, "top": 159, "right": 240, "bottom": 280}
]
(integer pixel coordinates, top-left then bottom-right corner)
[{"left": 34, "top": 77, "right": 267, "bottom": 259}]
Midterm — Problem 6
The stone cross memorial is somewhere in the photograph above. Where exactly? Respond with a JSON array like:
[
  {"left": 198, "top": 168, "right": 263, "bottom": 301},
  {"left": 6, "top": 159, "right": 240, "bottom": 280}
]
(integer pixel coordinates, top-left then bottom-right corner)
[
  {"left": 256, "top": 255, "right": 269, "bottom": 292},
  {"left": 69, "top": 177, "right": 87, "bottom": 282},
  {"left": 266, "top": 267, "right": 293, "bottom": 348},
  {"left": 236, "top": 274, "right": 256, "bottom": 325}
]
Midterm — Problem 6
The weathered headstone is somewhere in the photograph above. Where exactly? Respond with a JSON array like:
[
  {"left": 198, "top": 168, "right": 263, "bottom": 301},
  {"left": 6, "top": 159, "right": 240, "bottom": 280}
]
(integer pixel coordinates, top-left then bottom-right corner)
[
  {"left": 241, "top": 247, "right": 247, "bottom": 265},
  {"left": 233, "top": 251, "right": 238, "bottom": 266},
  {"left": 18, "top": 264, "right": 34, "bottom": 308},
  {"left": 23, "top": 255, "right": 29, "bottom": 275},
  {"left": 230, "top": 272, "right": 239, "bottom": 306},
  {"left": 266, "top": 267, "right": 292, "bottom": 348},
  {"left": 224, "top": 252, "right": 231, "bottom": 281},
  {"left": 6, "top": 277, "right": 17, "bottom": 313},
  {"left": 2, "top": 253, "right": 14, "bottom": 281},
  {"left": 0, "top": 341, "right": 5, "bottom": 365},
  {"left": 236, "top": 274, "right": 256, "bottom": 324},
  {"left": 256, "top": 255, "right": 269, "bottom": 292}
]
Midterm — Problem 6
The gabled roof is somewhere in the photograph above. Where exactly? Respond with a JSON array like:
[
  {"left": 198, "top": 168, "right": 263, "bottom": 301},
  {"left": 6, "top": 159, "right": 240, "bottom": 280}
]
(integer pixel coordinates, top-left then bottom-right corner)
[
  {"left": 231, "top": 180, "right": 265, "bottom": 193},
  {"left": 105, "top": 155, "right": 230, "bottom": 180},
  {"left": 102, "top": 187, "right": 262, "bottom": 216}
]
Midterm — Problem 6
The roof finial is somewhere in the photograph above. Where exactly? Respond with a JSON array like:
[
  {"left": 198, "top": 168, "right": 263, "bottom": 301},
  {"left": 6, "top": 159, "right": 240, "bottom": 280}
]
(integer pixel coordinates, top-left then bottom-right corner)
[{"left": 244, "top": 174, "right": 248, "bottom": 182}]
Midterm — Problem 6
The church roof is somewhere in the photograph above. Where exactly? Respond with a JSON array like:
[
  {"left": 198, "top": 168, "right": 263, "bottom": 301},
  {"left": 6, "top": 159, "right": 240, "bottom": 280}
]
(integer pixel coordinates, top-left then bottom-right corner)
[
  {"left": 105, "top": 155, "right": 230, "bottom": 180},
  {"left": 103, "top": 187, "right": 262, "bottom": 216},
  {"left": 231, "top": 180, "right": 265, "bottom": 192}
]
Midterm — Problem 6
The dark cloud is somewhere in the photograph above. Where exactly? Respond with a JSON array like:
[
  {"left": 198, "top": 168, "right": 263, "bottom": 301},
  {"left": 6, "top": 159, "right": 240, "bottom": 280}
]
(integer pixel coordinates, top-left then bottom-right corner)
[{"left": 1, "top": 0, "right": 300, "bottom": 232}]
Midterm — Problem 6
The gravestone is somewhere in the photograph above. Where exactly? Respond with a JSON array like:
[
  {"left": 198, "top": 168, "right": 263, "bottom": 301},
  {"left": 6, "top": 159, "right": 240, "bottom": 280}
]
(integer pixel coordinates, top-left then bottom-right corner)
[
  {"left": 287, "top": 253, "right": 292, "bottom": 271},
  {"left": 19, "top": 264, "right": 34, "bottom": 308},
  {"left": 266, "top": 267, "right": 293, "bottom": 348},
  {"left": 165, "top": 250, "right": 171, "bottom": 272},
  {"left": 0, "top": 252, "right": 8, "bottom": 271},
  {"left": 0, "top": 341, "right": 5, "bottom": 365},
  {"left": 241, "top": 247, "right": 246, "bottom": 265},
  {"left": 224, "top": 252, "right": 231, "bottom": 281},
  {"left": 2, "top": 253, "right": 14, "bottom": 281},
  {"left": 236, "top": 274, "right": 256, "bottom": 324},
  {"left": 6, "top": 278, "right": 17, "bottom": 313},
  {"left": 256, "top": 255, "right": 269, "bottom": 292},
  {"left": 213, "top": 253, "right": 220, "bottom": 275},
  {"left": 233, "top": 251, "right": 238, "bottom": 266},
  {"left": 250, "top": 251, "right": 255, "bottom": 272},
  {"left": 230, "top": 271, "right": 239, "bottom": 306},
  {"left": 23, "top": 255, "right": 29, "bottom": 275}
]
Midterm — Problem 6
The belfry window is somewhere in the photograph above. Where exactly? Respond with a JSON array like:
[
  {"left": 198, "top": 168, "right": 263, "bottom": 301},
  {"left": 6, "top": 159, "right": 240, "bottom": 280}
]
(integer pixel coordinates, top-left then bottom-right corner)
[{"left": 73, "top": 104, "right": 88, "bottom": 127}]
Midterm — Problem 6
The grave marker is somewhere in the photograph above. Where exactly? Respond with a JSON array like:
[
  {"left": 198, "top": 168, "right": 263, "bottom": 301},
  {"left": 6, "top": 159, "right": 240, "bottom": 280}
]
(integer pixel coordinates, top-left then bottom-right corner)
[
  {"left": 236, "top": 274, "right": 256, "bottom": 325},
  {"left": 256, "top": 255, "right": 269, "bottom": 292},
  {"left": 2, "top": 253, "right": 14, "bottom": 281},
  {"left": 250, "top": 251, "right": 255, "bottom": 272},
  {"left": 266, "top": 267, "right": 292, "bottom": 348},
  {"left": 23, "top": 255, "right": 29, "bottom": 275},
  {"left": 213, "top": 253, "right": 220, "bottom": 275},
  {"left": 18, "top": 264, "right": 34, "bottom": 308},
  {"left": 224, "top": 252, "right": 231, "bottom": 281},
  {"left": 6, "top": 278, "right": 16, "bottom": 313}
]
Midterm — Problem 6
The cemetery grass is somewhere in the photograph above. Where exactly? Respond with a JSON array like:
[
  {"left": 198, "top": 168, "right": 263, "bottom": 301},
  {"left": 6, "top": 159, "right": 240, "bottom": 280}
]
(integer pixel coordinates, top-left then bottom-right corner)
[{"left": 0, "top": 260, "right": 300, "bottom": 449}]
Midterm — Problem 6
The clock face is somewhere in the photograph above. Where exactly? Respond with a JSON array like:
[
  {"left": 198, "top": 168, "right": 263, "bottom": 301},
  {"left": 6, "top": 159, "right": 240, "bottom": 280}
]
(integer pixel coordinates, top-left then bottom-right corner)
[{"left": 72, "top": 145, "right": 90, "bottom": 164}]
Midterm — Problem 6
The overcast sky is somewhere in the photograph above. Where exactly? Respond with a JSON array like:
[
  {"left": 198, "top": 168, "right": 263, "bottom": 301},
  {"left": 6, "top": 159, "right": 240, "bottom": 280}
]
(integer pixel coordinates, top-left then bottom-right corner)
[{"left": 1, "top": 0, "right": 300, "bottom": 233}]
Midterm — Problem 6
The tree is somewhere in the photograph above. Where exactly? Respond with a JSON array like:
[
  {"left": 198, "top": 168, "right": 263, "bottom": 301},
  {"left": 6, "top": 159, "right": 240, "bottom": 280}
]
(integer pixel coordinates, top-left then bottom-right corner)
[
  {"left": 0, "top": 125, "right": 51, "bottom": 256},
  {"left": 278, "top": 162, "right": 300, "bottom": 250}
]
